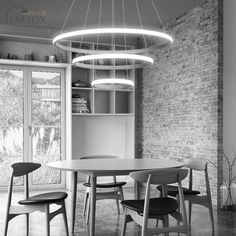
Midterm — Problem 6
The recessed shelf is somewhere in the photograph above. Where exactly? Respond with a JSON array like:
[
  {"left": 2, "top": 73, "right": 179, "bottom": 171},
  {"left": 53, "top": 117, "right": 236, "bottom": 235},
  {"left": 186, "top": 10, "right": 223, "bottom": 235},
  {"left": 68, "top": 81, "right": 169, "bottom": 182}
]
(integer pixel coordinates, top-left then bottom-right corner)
[
  {"left": 72, "top": 87, "right": 92, "bottom": 90},
  {"left": 72, "top": 113, "right": 134, "bottom": 116},
  {"left": 0, "top": 59, "right": 70, "bottom": 68}
]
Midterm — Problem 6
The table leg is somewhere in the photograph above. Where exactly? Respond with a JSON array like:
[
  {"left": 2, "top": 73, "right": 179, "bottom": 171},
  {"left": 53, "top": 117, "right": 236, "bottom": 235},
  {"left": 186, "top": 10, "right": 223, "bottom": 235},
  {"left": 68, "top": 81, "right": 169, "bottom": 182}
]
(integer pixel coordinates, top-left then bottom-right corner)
[
  {"left": 90, "top": 176, "right": 97, "bottom": 236},
  {"left": 72, "top": 171, "right": 78, "bottom": 233},
  {"left": 134, "top": 180, "right": 140, "bottom": 200}
]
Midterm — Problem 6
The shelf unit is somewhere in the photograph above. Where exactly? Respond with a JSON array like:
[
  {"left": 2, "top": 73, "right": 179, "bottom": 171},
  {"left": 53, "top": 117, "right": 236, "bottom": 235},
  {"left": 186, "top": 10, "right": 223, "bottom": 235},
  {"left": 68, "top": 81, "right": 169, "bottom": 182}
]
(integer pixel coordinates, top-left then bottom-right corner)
[
  {"left": 0, "top": 34, "right": 69, "bottom": 63},
  {"left": 71, "top": 41, "right": 135, "bottom": 116},
  {"left": 71, "top": 41, "right": 135, "bottom": 167}
]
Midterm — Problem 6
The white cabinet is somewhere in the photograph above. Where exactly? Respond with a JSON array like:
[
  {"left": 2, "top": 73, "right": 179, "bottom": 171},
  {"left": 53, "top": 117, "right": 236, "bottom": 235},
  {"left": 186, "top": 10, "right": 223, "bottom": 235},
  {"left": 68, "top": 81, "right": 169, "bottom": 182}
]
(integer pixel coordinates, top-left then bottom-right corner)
[{"left": 71, "top": 41, "right": 135, "bottom": 160}]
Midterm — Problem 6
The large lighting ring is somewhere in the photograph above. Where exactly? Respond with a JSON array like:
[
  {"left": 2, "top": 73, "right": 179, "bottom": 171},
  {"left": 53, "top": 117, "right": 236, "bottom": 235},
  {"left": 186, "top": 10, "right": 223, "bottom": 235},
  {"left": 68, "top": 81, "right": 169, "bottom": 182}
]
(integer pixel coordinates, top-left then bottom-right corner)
[
  {"left": 53, "top": 28, "right": 173, "bottom": 54},
  {"left": 72, "top": 53, "right": 153, "bottom": 69},
  {"left": 91, "top": 78, "right": 134, "bottom": 89}
]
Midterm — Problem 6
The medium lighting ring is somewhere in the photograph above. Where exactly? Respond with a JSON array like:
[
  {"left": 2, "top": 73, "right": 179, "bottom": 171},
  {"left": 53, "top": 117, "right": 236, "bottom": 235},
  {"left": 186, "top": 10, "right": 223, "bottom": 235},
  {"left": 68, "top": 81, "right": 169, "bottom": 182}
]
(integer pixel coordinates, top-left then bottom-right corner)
[
  {"left": 72, "top": 53, "right": 153, "bottom": 69},
  {"left": 53, "top": 28, "right": 173, "bottom": 54},
  {"left": 91, "top": 78, "right": 134, "bottom": 88}
]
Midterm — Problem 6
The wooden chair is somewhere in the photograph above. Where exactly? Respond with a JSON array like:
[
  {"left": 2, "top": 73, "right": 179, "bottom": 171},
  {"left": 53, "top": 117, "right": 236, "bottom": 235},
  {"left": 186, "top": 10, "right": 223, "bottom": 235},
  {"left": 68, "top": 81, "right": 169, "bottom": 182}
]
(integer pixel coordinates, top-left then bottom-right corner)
[
  {"left": 4, "top": 162, "right": 69, "bottom": 236},
  {"left": 121, "top": 168, "right": 190, "bottom": 236},
  {"left": 77, "top": 155, "right": 126, "bottom": 223},
  {"left": 157, "top": 159, "right": 215, "bottom": 232}
]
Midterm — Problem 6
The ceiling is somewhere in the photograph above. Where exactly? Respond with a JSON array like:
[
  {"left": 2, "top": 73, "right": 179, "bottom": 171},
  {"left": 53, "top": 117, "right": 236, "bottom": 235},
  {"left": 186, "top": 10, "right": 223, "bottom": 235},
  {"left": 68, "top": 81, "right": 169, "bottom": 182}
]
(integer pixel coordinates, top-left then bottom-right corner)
[{"left": 0, "top": 0, "right": 205, "bottom": 39}]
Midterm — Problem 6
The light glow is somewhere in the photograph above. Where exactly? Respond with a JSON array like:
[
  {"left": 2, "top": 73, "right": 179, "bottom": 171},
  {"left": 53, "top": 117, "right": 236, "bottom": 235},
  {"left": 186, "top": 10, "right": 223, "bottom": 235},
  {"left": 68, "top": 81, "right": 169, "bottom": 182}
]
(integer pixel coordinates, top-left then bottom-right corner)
[
  {"left": 53, "top": 28, "right": 173, "bottom": 54},
  {"left": 91, "top": 78, "right": 134, "bottom": 88},
  {"left": 53, "top": 28, "right": 173, "bottom": 43},
  {"left": 72, "top": 53, "right": 153, "bottom": 65}
]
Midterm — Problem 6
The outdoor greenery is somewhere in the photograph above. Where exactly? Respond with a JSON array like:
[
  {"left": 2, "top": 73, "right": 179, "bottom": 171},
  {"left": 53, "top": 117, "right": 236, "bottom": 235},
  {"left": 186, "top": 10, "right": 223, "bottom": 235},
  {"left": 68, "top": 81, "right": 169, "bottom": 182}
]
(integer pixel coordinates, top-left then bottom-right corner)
[{"left": 0, "top": 69, "right": 61, "bottom": 186}]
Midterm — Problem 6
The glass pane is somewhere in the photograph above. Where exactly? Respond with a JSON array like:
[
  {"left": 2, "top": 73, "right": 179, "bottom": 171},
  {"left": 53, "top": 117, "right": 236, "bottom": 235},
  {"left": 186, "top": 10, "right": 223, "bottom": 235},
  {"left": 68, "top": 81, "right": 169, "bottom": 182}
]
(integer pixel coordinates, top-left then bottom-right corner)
[
  {"left": 0, "top": 157, "right": 24, "bottom": 186},
  {"left": 31, "top": 70, "right": 62, "bottom": 185},
  {"left": 32, "top": 155, "right": 61, "bottom": 185},
  {"left": 32, "top": 127, "right": 61, "bottom": 156},
  {"left": 0, "top": 69, "right": 23, "bottom": 96},
  {"left": 0, "top": 97, "right": 23, "bottom": 127},
  {"left": 0, "top": 127, "right": 23, "bottom": 156},
  {"left": 32, "top": 71, "right": 61, "bottom": 126},
  {"left": 0, "top": 68, "right": 24, "bottom": 187}
]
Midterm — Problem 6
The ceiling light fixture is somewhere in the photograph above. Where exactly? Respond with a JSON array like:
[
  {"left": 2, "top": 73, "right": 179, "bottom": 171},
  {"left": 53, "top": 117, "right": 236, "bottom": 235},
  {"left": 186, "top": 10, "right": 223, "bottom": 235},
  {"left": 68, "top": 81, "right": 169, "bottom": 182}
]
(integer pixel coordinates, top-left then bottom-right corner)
[
  {"left": 53, "top": 28, "right": 173, "bottom": 54},
  {"left": 53, "top": 0, "right": 173, "bottom": 88},
  {"left": 91, "top": 78, "right": 134, "bottom": 89},
  {"left": 72, "top": 53, "right": 153, "bottom": 69}
]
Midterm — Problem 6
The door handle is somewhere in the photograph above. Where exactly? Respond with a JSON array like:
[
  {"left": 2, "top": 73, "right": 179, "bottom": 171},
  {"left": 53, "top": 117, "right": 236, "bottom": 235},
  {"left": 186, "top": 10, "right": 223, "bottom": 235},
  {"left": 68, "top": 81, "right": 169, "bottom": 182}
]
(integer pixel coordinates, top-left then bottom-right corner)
[{"left": 28, "top": 125, "right": 32, "bottom": 136}]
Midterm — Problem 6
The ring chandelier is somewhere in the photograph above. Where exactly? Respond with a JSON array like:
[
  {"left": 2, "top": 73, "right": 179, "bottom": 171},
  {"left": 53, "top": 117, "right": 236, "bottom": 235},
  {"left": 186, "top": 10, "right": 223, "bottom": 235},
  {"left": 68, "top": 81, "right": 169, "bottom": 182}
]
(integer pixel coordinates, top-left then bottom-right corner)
[
  {"left": 72, "top": 53, "right": 153, "bottom": 69},
  {"left": 53, "top": 0, "right": 174, "bottom": 88},
  {"left": 91, "top": 78, "right": 134, "bottom": 89},
  {"left": 53, "top": 28, "right": 173, "bottom": 54}
]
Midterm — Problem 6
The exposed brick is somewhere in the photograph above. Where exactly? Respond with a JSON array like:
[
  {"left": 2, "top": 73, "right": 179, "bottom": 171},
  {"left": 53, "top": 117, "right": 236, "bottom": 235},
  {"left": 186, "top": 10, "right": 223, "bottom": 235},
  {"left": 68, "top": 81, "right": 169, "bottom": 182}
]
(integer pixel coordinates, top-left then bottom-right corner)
[{"left": 136, "top": 0, "right": 223, "bottom": 206}]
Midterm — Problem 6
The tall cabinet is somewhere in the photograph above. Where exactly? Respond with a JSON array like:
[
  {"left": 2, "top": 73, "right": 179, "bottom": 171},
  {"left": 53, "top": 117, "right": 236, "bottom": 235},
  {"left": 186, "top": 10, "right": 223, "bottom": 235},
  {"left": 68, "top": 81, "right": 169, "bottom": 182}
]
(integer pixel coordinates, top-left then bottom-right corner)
[{"left": 70, "top": 41, "right": 135, "bottom": 161}]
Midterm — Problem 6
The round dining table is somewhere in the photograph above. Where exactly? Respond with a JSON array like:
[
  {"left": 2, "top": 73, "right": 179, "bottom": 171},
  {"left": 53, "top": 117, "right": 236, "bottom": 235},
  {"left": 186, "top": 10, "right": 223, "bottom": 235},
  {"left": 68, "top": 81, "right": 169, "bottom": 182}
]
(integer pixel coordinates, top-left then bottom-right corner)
[{"left": 47, "top": 158, "right": 183, "bottom": 236}]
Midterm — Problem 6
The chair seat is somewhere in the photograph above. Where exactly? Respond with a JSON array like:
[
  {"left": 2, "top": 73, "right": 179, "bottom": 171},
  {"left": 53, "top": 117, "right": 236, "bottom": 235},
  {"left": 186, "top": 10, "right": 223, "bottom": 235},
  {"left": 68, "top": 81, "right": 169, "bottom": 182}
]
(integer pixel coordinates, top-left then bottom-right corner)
[
  {"left": 83, "top": 181, "right": 126, "bottom": 188},
  {"left": 18, "top": 191, "right": 68, "bottom": 205},
  {"left": 157, "top": 185, "right": 200, "bottom": 197},
  {"left": 121, "top": 197, "right": 178, "bottom": 215}
]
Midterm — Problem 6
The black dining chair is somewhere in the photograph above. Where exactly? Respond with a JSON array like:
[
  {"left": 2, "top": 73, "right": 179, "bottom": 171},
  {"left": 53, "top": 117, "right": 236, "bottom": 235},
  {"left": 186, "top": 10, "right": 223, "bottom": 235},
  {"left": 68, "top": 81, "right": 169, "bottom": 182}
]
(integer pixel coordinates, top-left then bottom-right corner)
[
  {"left": 77, "top": 155, "right": 126, "bottom": 223},
  {"left": 157, "top": 159, "right": 214, "bottom": 232},
  {"left": 121, "top": 168, "right": 190, "bottom": 236},
  {"left": 4, "top": 162, "right": 69, "bottom": 236}
]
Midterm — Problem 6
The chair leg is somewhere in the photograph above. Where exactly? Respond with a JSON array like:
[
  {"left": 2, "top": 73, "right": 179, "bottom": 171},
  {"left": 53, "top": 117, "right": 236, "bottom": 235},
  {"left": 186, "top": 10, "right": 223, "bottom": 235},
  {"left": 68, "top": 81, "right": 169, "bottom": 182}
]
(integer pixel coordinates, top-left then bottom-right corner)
[
  {"left": 26, "top": 213, "right": 29, "bottom": 236},
  {"left": 113, "top": 187, "right": 120, "bottom": 215},
  {"left": 209, "top": 204, "right": 215, "bottom": 233},
  {"left": 188, "top": 202, "right": 192, "bottom": 228},
  {"left": 62, "top": 201, "right": 69, "bottom": 236},
  {"left": 86, "top": 193, "right": 91, "bottom": 225},
  {"left": 83, "top": 189, "right": 89, "bottom": 216},
  {"left": 115, "top": 198, "right": 120, "bottom": 215},
  {"left": 120, "top": 187, "right": 125, "bottom": 212},
  {"left": 45, "top": 204, "right": 50, "bottom": 236},
  {"left": 121, "top": 208, "right": 128, "bottom": 236},
  {"left": 162, "top": 215, "right": 169, "bottom": 236},
  {"left": 3, "top": 215, "right": 9, "bottom": 236}
]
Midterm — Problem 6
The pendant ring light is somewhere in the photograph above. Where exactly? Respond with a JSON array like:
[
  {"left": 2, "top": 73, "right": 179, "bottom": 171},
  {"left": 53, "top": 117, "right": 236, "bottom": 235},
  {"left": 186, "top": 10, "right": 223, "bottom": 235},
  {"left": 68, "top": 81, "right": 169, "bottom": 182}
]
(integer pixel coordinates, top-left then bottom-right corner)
[
  {"left": 53, "top": 28, "right": 173, "bottom": 54},
  {"left": 53, "top": 0, "right": 174, "bottom": 88},
  {"left": 91, "top": 78, "right": 134, "bottom": 89},
  {"left": 72, "top": 53, "right": 153, "bottom": 69}
]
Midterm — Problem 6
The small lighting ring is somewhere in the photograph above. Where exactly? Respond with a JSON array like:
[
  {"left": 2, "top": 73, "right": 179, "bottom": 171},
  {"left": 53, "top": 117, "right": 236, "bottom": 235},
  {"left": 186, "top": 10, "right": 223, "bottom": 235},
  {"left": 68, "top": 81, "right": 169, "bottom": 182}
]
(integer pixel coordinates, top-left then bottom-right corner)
[
  {"left": 53, "top": 28, "right": 173, "bottom": 54},
  {"left": 91, "top": 78, "right": 134, "bottom": 88},
  {"left": 72, "top": 53, "right": 153, "bottom": 69}
]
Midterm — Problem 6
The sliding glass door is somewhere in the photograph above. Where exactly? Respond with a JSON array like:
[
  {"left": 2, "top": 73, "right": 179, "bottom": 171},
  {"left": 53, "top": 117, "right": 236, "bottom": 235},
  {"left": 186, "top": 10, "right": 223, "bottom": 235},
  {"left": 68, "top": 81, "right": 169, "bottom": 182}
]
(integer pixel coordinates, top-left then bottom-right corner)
[
  {"left": 0, "top": 67, "right": 25, "bottom": 186},
  {"left": 0, "top": 65, "right": 65, "bottom": 188}
]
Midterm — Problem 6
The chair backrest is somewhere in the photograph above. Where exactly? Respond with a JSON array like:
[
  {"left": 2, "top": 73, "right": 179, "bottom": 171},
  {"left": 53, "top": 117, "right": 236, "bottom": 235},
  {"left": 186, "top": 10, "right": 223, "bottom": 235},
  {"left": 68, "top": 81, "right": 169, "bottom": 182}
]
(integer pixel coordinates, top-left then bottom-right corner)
[
  {"left": 79, "top": 155, "right": 118, "bottom": 160},
  {"left": 11, "top": 162, "right": 41, "bottom": 177},
  {"left": 184, "top": 159, "right": 210, "bottom": 193},
  {"left": 184, "top": 159, "right": 207, "bottom": 171},
  {"left": 6, "top": 162, "right": 41, "bottom": 213},
  {"left": 130, "top": 168, "right": 189, "bottom": 235},
  {"left": 130, "top": 168, "right": 188, "bottom": 185}
]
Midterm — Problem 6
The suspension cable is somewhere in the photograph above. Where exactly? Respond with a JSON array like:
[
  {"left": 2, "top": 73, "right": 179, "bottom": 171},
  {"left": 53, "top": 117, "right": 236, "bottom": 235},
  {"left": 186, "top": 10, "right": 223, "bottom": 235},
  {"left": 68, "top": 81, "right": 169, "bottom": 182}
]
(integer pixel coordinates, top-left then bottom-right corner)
[
  {"left": 80, "top": 0, "right": 91, "bottom": 48},
  {"left": 151, "top": 0, "right": 166, "bottom": 32},
  {"left": 60, "top": 0, "right": 76, "bottom": 32},
  {"left": 135, "top": 0, "right": 148, "bottom": 50},
  {"left": 122, "top": 0, "right": 128, "bottom": 80}
]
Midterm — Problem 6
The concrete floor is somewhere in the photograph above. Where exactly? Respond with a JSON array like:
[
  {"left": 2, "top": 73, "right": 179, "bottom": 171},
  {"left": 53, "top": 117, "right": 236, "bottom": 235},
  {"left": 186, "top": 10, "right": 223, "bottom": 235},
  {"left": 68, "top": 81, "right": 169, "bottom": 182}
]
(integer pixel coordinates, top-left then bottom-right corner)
[{"left": 1, "top": 187, "right": 236, "bottom": 236}]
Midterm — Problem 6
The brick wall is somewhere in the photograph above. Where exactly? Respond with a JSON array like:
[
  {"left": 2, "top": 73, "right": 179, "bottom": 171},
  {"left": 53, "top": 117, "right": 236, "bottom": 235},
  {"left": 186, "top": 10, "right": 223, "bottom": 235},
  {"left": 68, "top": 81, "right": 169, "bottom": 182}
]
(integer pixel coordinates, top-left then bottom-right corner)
[{"left": 136, "top": 0, "right": 223, "bottom": 205}]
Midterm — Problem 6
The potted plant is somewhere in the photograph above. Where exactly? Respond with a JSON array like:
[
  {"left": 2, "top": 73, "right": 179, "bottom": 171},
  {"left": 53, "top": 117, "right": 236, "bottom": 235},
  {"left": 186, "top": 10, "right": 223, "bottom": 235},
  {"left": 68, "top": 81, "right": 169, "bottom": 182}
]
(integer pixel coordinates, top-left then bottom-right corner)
[{"left": 198, "top": 147, "right": 236, "bottom": 210}]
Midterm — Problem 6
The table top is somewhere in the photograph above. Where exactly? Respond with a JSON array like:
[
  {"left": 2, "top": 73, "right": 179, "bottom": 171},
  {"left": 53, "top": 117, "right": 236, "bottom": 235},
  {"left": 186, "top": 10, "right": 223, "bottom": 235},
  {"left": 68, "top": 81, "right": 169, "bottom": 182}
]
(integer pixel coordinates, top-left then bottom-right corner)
[{"left": 47, "top": 158, "right": 183, "bottom": 176}]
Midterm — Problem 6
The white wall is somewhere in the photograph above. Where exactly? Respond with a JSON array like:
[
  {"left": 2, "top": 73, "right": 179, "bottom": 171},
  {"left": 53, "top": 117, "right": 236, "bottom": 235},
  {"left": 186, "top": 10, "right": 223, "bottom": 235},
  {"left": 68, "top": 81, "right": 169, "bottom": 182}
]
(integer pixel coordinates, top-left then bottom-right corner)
[
  {"left": 223, "top": 0, "right": 236, "bottom": 157},
  {"left": 72, "top": 115, "right": 134, "bottom": 159}
]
